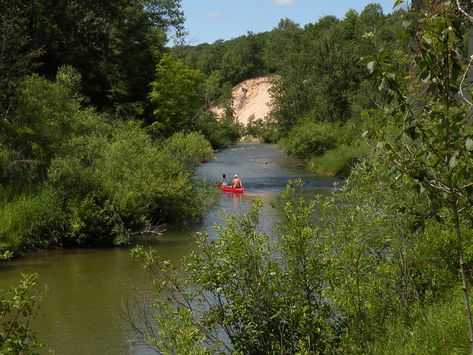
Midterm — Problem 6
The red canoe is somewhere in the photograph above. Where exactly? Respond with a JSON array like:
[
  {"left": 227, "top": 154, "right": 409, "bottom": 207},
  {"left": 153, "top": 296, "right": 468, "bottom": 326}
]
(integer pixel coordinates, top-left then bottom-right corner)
[{"left": 219, "top": 185, "right": 245, "bottom": 194}]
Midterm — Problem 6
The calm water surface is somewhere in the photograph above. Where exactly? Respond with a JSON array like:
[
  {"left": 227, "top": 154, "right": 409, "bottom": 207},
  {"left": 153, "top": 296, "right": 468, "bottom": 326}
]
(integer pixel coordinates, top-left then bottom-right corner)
[{"left": 0, "top": 144, "right": 335, "bottom": 354}]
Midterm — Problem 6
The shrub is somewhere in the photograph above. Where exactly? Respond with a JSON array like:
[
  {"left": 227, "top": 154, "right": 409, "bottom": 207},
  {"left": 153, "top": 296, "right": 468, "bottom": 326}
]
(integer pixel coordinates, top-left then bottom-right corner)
[
  {"left": 159, "top": 131, "right": 214, "bottom": 170},
  {"left": 0, "top": 274, "right": 43, "bottom": 353},
  {"left": 49, "top": 124, "right": 214, "bottom": 246},
  {"left": 133, "top": 183, "right": 342, "bottom": 353},
  {"left": 0, "top": 144, "right": 9, "bottom": 183},
  {"left": 1, "top": 67, "right": 99, "bottom": 187},
  {"left": 195, "top": 111, "right": 241, "bottom": 149},
  {"left": 284, "top": 120, "right": 336, "bottom": 158},
  {"left": 245, "top": 116, "right": 280, "bottom": 143},
  {"left": 1, "top": 67, "right": 216, "bottom": 250},
  {"left": 336, "top": 119, "right": 362, "bottom": 146},
  {"left": 318, "top": 148, "right": 473, "bottom": 350},
  {"left": 149, "top": 54, "right": 204, "bottom": 136}
]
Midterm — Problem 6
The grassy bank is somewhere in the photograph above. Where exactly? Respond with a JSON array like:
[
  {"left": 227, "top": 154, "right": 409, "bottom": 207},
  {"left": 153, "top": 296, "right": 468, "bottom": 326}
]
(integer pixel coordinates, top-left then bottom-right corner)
[
  {"left": 369, "top": 288, "right": 470, "bottom": 354},
  {"left": 281, "top": 119, "right": 370, "bottom": 176},
  {"left": 308, "top": 144, "right": 369, "bottom": 176}
]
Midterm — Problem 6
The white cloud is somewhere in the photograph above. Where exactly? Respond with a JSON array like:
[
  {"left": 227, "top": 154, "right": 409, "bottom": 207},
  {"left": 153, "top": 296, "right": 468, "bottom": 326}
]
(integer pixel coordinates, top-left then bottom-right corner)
[
  {"left": 270, "top": 0, "right": 295, "bottom": 5},
  {"left": 204, "top": 11, "right": 224, "bottom": 18}
]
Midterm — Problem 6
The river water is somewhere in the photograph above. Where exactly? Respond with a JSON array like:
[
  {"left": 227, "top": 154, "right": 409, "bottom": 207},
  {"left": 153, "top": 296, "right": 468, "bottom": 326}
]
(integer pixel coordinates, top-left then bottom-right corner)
[{"left": 0, "top": 144, "right": 335, "bottom": 354}]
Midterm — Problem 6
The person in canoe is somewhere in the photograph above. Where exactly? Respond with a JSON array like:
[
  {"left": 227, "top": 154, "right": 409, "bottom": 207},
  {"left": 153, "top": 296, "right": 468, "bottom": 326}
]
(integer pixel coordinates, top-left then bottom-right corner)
[
  {"left": 221, "top": 174, "right": 228, "bottom": 186},
  {"left": 232, "top": 174, "right": 243, "bottom": 189}
]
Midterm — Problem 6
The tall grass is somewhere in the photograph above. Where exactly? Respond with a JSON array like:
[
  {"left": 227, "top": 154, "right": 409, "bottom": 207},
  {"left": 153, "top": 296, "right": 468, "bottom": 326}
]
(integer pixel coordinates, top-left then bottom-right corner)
[
  {"left": 0, "top": 185, "right": 16, "bottom": 208},
  {"left": 308, "top": 144, "right": 369, "bottom": 176},
  {"left": 368, "top": 288, "right": 470, "bottom": 354},
  {"left": 0, "top": 185, "right": 62, "bottom": 253}
]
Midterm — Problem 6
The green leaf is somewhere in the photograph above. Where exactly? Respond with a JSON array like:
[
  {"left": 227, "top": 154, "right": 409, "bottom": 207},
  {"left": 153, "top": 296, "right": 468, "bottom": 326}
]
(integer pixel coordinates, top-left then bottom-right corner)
[
  {"left": 466, "top": 138, "right": 473, "bottom": 151},
  {"left": 393, "top": 0, "right": 404, "bottom": 8},
  {"left": 402, "top": 20, "right": 411, "bottom": 28},
  {"left": 367, "top": 61, "right": 375, "bottom": 74},
  {"left": 463, "top": 167, "right": 471, "bottom": 180},
  {"left": 405, "top": 126, "right": 417, "bottom": 139},
  {"left": 449, "top": 155, "right": 457, "bottom": 168}
]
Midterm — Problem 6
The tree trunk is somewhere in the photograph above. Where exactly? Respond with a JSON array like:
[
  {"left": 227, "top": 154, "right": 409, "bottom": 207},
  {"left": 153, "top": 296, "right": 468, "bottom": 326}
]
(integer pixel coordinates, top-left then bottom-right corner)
[
  {"left": 468, "top": 27, "right": 473, "bottom": 82},
  {"left": 451, "top": 190, "right": 473, "bottom": 354},
  {"left": 468, "top": 27, "right": 473, "bottom": 119}
]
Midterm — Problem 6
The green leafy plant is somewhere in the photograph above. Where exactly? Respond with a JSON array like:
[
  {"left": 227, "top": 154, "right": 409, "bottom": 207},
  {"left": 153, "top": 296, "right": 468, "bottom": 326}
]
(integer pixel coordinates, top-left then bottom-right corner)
[
  {"left": 0, "top": 185, "right": 62, "bottom": 254},
  {"left": 309, "top": 144, "right": 369, "bottom": 176},
  {"left": 367, "top": 1, "right": 473, "bottom": 349},
  {"left": 284, "top": 120, "right": 337, "bottom": 159},
  {"left": 149, "top": 54, "right": 204, "bottom": 136},
  {"left": 0, "top": 274, "right": 43, "bottom": 354}
]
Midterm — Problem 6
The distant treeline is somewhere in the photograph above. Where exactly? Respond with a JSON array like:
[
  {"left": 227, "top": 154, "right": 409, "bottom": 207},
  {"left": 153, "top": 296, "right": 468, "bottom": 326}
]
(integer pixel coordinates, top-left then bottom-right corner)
[
  {"left": 176, "top": 4, "right": 405, "bottom": 128},
  {"left": 174, "top": 4, "right": 408, "bottom": 175}
]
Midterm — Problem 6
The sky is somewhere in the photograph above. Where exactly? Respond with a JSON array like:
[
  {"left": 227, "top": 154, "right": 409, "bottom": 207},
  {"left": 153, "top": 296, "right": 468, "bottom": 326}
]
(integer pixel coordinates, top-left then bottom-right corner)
[{"left": 180, "top": 0, "right": 398, "bottom": 45}]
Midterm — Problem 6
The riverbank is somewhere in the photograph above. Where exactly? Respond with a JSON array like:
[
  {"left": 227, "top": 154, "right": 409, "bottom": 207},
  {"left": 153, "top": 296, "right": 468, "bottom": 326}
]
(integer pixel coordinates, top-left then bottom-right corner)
[{"left": 0, "top": 126, "right": 214, "bottom": 258}]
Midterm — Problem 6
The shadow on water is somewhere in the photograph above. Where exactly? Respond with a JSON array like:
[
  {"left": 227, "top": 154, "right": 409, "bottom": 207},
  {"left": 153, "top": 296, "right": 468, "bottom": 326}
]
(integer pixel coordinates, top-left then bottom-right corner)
[{"left": 0, "top": 143, "right": 336, "bottom": 354}]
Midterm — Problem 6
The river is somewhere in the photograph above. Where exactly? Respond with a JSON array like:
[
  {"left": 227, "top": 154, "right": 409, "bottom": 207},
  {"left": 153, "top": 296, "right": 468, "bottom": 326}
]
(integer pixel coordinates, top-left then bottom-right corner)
[{"left": 0, "top": 143, "right": 335, "bottom": 354}]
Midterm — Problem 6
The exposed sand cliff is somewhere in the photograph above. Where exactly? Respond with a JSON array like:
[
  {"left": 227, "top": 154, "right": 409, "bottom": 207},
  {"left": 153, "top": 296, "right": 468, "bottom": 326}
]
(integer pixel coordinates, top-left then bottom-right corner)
[{"left": 212, "top": 76, "right": 275, "bottom": 126}]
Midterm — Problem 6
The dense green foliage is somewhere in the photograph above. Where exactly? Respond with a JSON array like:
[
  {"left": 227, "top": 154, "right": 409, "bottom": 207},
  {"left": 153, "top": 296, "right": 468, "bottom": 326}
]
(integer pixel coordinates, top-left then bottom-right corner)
[
  {"left": 148, "top": 53, "right": 242, "bottom": 145},
  {"left": 175, "top": 31, "right": 268, "bottom": 86},
  {"left": 272, "top": 5, "right": 403, "bottom": 173},
  {"left": 0, "top": 0, "right": 240, "bottom": 258},
  {"left": 271, "top": 5, "right": 405, "bottom": 132},
  {"left": 194, "top": 111, "right": 242, "bottom": 149},
  {"left": 0, "top": 186, "right": 62, "bottom": 251},
  {"left": 1, "top": 0, "right": 240, "bottom": 147},
  {"left": 284, "top": 121, "right": 337, "bottom": 158},
  {"left": 367, "top": 2, "right": 473, "bottom": 349},
  {"left": 149, "top": 54, "right": 204, "bottom": 136},
  {"left": 132, "top": 185, "right": 342, "bottom": 353},
  {"left": 369, "top": 288, "right": 470, "bottom": 354},
  {"left": 308, "top": 143, "right": 369, "bottom": 176},
  {"left": 0, "top": 7, "right": 223, "bottom": 341},
  {"left": 0, "top": 0, "right": 184, "bottom": 116},
  {"left": 2, "top": 0, "right": 473, "bottom": 352},
  {"left": 0, "top": 67, "right": 214, "bottom": 254}
]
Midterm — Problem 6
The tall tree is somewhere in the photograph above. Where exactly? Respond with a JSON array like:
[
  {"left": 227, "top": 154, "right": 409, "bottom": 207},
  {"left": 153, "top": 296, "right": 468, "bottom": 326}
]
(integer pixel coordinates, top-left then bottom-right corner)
[
  {"left": 5, "top": 0, "right": 184, "bottom": 115},
  {"left": 148, "top": 54, "right": 204, "bottom": 136},
  {"left": 0, "top": 0, "right": 42, "bottom": 113},
  {"left": 372, "top": 1, "right": 473, "bottom": 349}
]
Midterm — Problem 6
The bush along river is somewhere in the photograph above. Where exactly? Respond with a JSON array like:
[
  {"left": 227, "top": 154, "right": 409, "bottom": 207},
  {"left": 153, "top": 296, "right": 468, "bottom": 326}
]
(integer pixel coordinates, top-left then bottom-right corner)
[{"left": 0, "top": 143, "right": 336, "bottom": 354}]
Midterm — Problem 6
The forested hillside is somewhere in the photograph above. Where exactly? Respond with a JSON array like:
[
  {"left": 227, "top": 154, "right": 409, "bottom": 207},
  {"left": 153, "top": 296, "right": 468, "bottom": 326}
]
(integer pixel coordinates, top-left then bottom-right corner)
[{"left": 176, "top": 4, "right": 406, "bottom": 175}]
